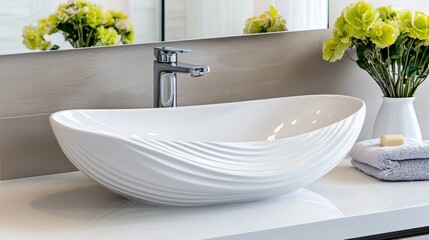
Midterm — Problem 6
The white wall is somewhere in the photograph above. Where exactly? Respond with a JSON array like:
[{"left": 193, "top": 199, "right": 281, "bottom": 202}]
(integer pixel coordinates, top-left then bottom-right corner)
[
  {"left": 185, "top": 0, "right": 253, "bottom": 39},
  {"left": 275, "top": 0, "right": 328, "bottom": 31},
  {"left": 129, "top": 1, "right": 160, "bottom": 44}
]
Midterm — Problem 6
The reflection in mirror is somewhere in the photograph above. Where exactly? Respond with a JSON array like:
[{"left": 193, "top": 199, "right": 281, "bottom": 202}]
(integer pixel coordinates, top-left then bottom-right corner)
[
  {"left": 0, "top": 0, "right": 160, "bottom": 55},
  {"left": 0, "top": 0, "right": 328, "bottom": 56},
  {"left": 165, "top": 0, "right": 328, "bottom": 41}
]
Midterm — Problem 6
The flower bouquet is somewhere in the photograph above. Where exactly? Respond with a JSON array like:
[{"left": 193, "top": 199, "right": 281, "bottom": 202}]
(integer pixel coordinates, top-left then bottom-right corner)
[
  {"left": 323, "top": 1, "right": 429, "bottom": 140},
  {"left": 243, "top": 6, "right": 287, "bottom": 34},
  {"left": 323, "top": 1, "right": 429, "bottom": 98},
  {"left": 22, "top": 0, "right": 134, "bottom": 51}
]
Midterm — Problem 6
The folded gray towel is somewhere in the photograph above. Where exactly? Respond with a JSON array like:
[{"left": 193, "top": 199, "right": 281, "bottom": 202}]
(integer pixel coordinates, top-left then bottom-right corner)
[{"left": 350, "top": 138, "right": 429, "bottom": 181}]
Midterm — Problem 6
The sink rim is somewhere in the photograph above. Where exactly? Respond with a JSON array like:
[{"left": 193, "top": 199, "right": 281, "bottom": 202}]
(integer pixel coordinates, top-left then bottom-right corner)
[{"left": 50, "top": 94, "right": 366, "bottom": 144}]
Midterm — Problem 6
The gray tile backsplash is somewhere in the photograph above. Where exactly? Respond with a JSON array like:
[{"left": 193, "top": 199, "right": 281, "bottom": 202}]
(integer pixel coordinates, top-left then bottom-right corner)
[
  {"left": 0, "top": 47, "right": 152, "bottom": 118},
  {"left": 0, "top": 114, "right": 76, "bottom": 180}
]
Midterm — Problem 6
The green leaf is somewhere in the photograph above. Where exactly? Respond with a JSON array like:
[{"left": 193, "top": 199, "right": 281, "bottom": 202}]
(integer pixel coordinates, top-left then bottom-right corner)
[
  {"left": 356, "top": 45, "right": 365, "bottom": 59},
  {"left": 402, "top": 49, "right": 409, "bottom": 62},
  {"left": 385, "top": 58, "right": 391, "bottom": 66},
  {"left": 363, "top": 49, "right": 372, "bottom": 58},
  {"left": 57, "top": 23, "right": 74, "bottom": 34},
  {"left": 389, "top": 44, "right": 401, "bottom": 60},
  {"left": 380, "top": 47, "right": 389, "bottom": 60},
  {"left": 356, "top": 59, "right": 367, "bottom": 70},
  {"left": 57, "top": 23, "right": 78, "bottom": 40},
  {"left": 406, "top": 62, "right": 419, "bottom": 77}
]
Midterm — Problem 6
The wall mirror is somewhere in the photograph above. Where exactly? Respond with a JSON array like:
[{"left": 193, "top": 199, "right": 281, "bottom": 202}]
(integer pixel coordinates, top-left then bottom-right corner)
[{"left": 0, "top": 0, "right": 328, "bottom": 55}]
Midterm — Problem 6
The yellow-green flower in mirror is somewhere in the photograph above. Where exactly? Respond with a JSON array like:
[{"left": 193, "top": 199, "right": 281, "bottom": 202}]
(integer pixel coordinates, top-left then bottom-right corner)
[
  {"left": 22, "top": 25, "right": 54, "bottom": 51},
  {"left": 369, "top": 21, "right": 399, "bottom": 48},
  {"left": 243, "top": 5, "right": 286, "bottom": 34},
  {"left": 109, "top": 10, "right": 128, "bottom": 20},
  {"left": 85, "top": 4, "right": 105, "bottom": 28},
  {"left": 22, "top": 26, "right": 42, "bottom": 50},
  {"left": 267, "top": 17, "right": 286, "bottom": 33},
  {"left": 115, "top": 20, "right": 132, "bottom": 33},
  {"left": 110, "top": 10, "right": 134, "bottom": 43},
  {"left": 243, "top": 17, "right": 267, "bottom": 34},
  {"left": 97, "top": 26, "right": 119, "bottom": 46},
  {"left": 56, "top": 3, "right": 69, "bottom": 22},
  {"left": 47, "top": 14, "right": 59, "bottom": 29},
  {"left": 75, "top": 0, "right": 90, "bottom": 9},
  {"left": 122, "top": 27, "right": 135, "bottom": 44},
  {"left": 265, "top": 6, "right": 286, "bottom": 32},
  {"left": 38, "top": 40, "right": 53, "bottom": 51},
  {"left": 22, "top": 0, "right": 135, "bottom": 51},
  {"left": 343, "top": 1, "right": 378, "bottom": 39},
  {"left": 37, "top": 18, "right": 56, "bottom": 35},
  {"left": 104, "top": 11, "right": 114, "bottom": 26}
]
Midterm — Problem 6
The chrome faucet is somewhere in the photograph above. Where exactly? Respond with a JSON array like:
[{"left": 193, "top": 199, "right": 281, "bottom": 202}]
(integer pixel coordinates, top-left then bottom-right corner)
[{"left": 153, "top": 47, "right": 210, "bottom": 108}]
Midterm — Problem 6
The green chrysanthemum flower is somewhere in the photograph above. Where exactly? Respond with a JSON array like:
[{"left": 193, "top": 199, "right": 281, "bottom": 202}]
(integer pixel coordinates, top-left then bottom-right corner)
[
  {"left": 104, "top": 11, "right": 114, "bottom": 26},
  {"left": 47, "top": 14, "right": 58, "bottom": 28},
  {"left": 36, "top": 18, "right": 50, "bottom": 36},
  {"left": 243, "top": 16, "right": 267, "bottom": 34},
  {"left": 109, "top": 10, "right": 128, "bottom": 20},
  {"left": 398, "top": 10, "right": 413, "bottom": 32},
  {"left": 37, "top": 18, "right": 57, "bottom": 35},
  {"left": 343, "top": 1, "right": 378, "bottom": 39},
  {"left": 97, "top": 26, "right": 119, "bottom": 46},
  {"left": 266, "top": 6, "right": 287, "bottom": 32},
  {"left": 403, "top": 11, "right": 429, "bottom": 40},
  {"left": 75, "top": 0, "right": 90, "bottom": 9},
  {"left": 23, "top": 0, "right": 135, "bottom": 50},
  {"left": 369, "top": 21, "right": 399, "bottom": 48},
  {"left": 243, "top": 5, "right": 286, "bottom": 34},
  {"left": 322, "top": 38, "right": 350, "bottom": 62},
  {"left": 267, "top": 16, "right": 286, "bottom": 32},
  {"left": 86, "top": 4, "right": 105, "bottom": 28},
  {"left": 122, "top": 28, "right": 135, "bottom": 44},
  {"left": 377, "top": 6, "right": 398, "bottom": 21},
  {"left": 116, "top": 19, "right": 134, "bottom": 44},
  {"left": 22, "top": 26, "right": 42, "bottom": 50},
  {"left": 322, "top": 2, "right": 429, "bottom": 98},
  {"left": 333, "top": 16, "right": 353, "bottom": 44},
  {"left": 56, "top": 4, "right": 70, "bottom": 22},
  {"left": 38, "top": 40, "right": 53, "bottom": 51},
  {"left": 22, "top": 25, "right": 54, "bottom": 51}
]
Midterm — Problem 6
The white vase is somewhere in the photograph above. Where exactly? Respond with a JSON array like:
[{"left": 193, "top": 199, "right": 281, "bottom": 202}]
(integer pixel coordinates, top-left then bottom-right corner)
[{"left": 372, "top": 97, "right": 422, "bottom": 141}]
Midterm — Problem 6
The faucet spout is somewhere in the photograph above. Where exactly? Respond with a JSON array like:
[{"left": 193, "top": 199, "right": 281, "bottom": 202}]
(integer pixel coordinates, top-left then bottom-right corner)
[
  {"left": 156, "top": 62, "right": 210, "bottom": 76},
  {"left": 190, "top": 72, "right": 205, "bottom": 77}
]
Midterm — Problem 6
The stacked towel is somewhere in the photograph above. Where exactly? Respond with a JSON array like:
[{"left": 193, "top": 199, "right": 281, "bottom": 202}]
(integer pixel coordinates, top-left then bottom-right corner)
[{"left": 350, "top": 138, "right": 429, "bottom": 181}]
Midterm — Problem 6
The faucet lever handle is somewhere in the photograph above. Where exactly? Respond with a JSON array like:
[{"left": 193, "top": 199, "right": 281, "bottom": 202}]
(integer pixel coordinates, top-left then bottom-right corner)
[{"left": 154, "top": 47, "right": 192, "bottom": 63}]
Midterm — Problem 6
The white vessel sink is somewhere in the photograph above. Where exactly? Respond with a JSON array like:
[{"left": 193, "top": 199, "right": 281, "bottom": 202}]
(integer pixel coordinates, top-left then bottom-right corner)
[{"left": 50, "top": 95, "right": 365, "bottom": 206}]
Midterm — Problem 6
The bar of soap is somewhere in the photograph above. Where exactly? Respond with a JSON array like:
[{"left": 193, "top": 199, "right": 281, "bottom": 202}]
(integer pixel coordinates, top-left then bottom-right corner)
[{"left": 380, "top": 134, "right": 406, "bottom": 147}]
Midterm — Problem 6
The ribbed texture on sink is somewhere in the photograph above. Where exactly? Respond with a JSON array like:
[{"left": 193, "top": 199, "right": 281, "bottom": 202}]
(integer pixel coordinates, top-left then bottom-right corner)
[{"left": 50, "top": 95, "right": 366, "bottom": 206}]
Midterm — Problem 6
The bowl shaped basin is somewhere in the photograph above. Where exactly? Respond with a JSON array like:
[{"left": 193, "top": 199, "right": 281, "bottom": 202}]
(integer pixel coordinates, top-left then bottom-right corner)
[{"left": 50, "top": 95, "right": 365, "bottom": 206}]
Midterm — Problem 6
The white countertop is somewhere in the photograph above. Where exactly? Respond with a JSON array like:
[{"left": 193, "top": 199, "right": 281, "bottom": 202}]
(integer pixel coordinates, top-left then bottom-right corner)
[{"left": 1, "top": 158, "right": 429, "bottom": 240}]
